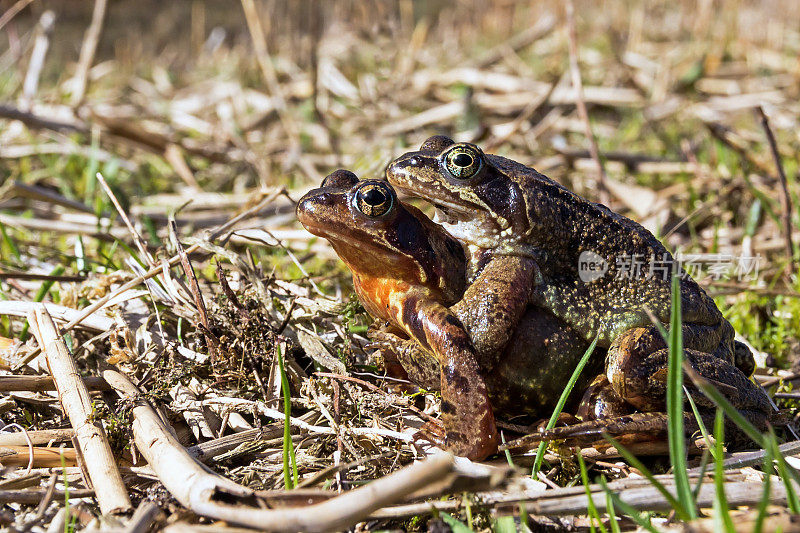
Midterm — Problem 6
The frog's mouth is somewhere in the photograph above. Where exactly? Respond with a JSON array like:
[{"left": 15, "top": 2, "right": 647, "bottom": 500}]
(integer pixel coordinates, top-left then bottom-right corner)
[{"left": 432, "top": 202, "right": 468, "bottom": 226}]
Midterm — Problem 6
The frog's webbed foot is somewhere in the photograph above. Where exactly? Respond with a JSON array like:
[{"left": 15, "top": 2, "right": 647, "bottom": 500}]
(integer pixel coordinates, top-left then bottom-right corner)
[
  {"left": 368, "top": 327, "right": 440, "bottom": 389},
  {"left": 606, "top": 327, "right": 773, "bottom": 416}
]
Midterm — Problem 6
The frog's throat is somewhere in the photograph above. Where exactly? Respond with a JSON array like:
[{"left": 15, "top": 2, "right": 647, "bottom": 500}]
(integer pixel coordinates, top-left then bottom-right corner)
[{"left": 438, "top": 214, "right": 538, "bottom": 257}]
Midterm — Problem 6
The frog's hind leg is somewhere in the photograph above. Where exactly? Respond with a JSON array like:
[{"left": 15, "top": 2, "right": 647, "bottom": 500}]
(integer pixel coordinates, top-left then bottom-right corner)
[
  {"left": 576, "top": 374, "right": 635, "bottom": 420},
  {"left": 606, "top": 327, "right": 773, "bottom": 415}
]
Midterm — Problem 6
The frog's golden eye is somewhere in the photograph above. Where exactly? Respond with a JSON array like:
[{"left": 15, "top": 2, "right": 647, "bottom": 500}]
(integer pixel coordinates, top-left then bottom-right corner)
[
  {"left": 442, "top": 145, "right": 484, "bottom": 180},
  {"left": 354, "top": 182, "right": 394, "bottom": 217}
]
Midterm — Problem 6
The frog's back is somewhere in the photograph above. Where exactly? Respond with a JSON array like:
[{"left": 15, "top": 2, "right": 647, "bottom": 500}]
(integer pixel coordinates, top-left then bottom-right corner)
[{"left": 489, "top": 154, "right": 725, "bottom": 342}]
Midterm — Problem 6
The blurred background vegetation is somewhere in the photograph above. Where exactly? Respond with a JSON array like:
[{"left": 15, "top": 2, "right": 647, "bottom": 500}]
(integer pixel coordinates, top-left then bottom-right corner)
[{"left": 5, "top": 0, "right": 798, "bottom": 363}]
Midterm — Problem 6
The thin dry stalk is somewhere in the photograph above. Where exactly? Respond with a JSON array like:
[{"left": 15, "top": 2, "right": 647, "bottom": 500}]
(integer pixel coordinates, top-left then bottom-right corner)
[
  {"left": 0, "top": 489, "right": 94, "bottom": 505},
  {"left": 373, "top": 479, "right": 790, "bottom": 520},
  {"left": 0, "top": 375, "right": 110, "bottom": 392},
  {"left": 0, "top": 300, "right": 114, "bottom": 335},
  {"left": 28, "top": 306, "right": 131, "bottom": 515},
  {"left": 0, "top": 177, "right": 95, "bottom": 212},
  {"left": 0, "top": 104, "right": 86, "bottom": 134},
  {"left": 474, "top": 13, "right": 556, "bottom": 68},
  {"left": 757, "top": 106, "right": 795, "bottom": 276},
  {"left": 0, "top": 428, "right": 74, "bottom": 446},
  {"left": 163, "top": 143, "right": 202, "bottom": 191},
  {"left": 169, "top": 219, "right": 216, "bottom": 362},
  {"left": 20, "top": 11, "right": 55, "bottom": 109},
  {"left": 13, "top": 187, "right": 284, "bottom": 369},
  {"left": 240, "top": 0, "right": 299, "bottom": 145},
  {"left": 0, "top": 0, "right": 34, "bottom": 32},
  {"left": 0, "top": 445, "right": 77, "bottom": 467},
  {"left": 564, "top": 0, "right": 608, "bottom": 204},
  {"left": 96, "top": 172, "right": 155, "bottom": 267},
  {"left": 70, "top": 0, "right": 108, "bottom": 107}
]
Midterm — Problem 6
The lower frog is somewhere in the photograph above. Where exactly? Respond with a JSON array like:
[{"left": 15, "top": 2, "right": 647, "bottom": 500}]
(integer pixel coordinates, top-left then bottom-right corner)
[
  {"left": 297, "top": 170, "right": 498, "bottom": 459},
  {"left": 296, "top": 171, "right": 774, "bottom": 457}
]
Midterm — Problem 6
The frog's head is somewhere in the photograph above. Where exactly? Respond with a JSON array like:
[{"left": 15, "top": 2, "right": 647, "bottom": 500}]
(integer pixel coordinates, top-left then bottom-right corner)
[
  {"left": 386, "top": 136, "right": 528, "bottom": 249},
  {"left": 297, "top": 169, "right": 466, "bottom": 302}
]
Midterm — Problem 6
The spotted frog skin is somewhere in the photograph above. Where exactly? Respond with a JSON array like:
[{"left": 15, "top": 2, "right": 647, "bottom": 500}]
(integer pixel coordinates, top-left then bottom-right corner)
[{"left": 386, "top": 136, "right": 763, "bottom": 417}]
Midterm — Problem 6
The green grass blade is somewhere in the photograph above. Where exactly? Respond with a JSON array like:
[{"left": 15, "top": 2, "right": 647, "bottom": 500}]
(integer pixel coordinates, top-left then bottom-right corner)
[
  {"left": 753, "top": 436, "right": 774, "bottom": 533},
  {"left": 493, "top": 515, "right": 518, "bottom": 533},
  {"left": 685, "top": 358, "right": 800, "bottom": 513},
  {"left": 61, "top": 451, "right": 70, "bottom": 533},
  {"left": 277, "top": 345, "right": 297, "bottom": 489},
  {"left": 771, "top": 434, "right": 800, "bottom": 513},
  {"left": 605, "top": 487, "right": 621, "bottom": 533},
  {"left": 462, "top": 492, "right": 474, "bottom": 531},
  {"left": 682, "top": 362, "right": 765, "bottom": 447},
  {"left": 712, "top": 409, "right": 735, "bottom": 532},
  {"left": 691, "top": 449, "right": 710, "bottom": 502},
  {"left": 578, "top": 454, "right": 607, "bottom": 533},
  {"left": 532, "top": 334, "right": 598, "bottom": 478},
  {"left": 603, "top": 434, "right": 689, "bottom": 520},
  {"left": 684, "top": 386, "right": 717, "bottom": 460},
  {"left": 441, "top": 512, "right": 473, "bottom": 533},
  {"left": 0, "top": 221, "right": 20, "bottom": 261},
  {"left": 667, "top": 274, "right": 696, "bottom": 519},
  {"left": 598, "top": 477, "right": 659, "bottom": 533}
]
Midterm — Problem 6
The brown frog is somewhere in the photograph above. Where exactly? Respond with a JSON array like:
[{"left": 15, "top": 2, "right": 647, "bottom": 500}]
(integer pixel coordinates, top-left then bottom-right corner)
[
  {"left": 386, "top": 136, "right": 761, "bottom": 417},
  {"left": 296, "top": 170, "right": 498, "bottom": 459}
]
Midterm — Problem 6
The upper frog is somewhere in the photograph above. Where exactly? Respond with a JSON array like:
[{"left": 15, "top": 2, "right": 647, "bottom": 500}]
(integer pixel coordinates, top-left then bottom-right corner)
[{"left": 386, "top": 135, "right": 753, "bottom": 376}]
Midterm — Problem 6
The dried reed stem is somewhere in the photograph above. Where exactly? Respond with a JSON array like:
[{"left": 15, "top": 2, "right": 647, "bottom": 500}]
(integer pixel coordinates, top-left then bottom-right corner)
[
  {"left": 28, "top": 306, "right": 131, "bottom": 515},
  {"left": 70, "top": 0, "right": 108, "bottom": 106},
  {"left": 757, "top": 106, "right": 795, "bottom": 276}
]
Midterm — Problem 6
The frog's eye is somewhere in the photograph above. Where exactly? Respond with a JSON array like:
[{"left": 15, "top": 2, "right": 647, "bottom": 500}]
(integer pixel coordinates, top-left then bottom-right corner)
[
  {"left": 442, "top": 145, "right": 484, "bottom": 180},
  {"left": 354, "top": 182, "right": 394, "bottom": 217}
]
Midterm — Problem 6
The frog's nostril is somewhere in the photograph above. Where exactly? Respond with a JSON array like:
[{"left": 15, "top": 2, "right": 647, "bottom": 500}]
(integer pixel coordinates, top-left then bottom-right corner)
[{"left": 297, "top": 193, "right": 329, "bottom": 216}]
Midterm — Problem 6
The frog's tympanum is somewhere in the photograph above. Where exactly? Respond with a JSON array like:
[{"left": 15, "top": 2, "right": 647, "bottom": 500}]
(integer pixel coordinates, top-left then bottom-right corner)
[{"left": 386, "top": 136, "right": 771, "bottom": 425}]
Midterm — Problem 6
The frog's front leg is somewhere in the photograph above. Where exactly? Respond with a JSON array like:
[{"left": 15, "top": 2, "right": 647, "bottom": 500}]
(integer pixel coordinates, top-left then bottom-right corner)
[
  {"left": 606, "top": 327, "right": 772, "bottom": 417},
  {"left": 401, "top": 296, "right": 499, "bottom": 460},
  {"left": 376, "top": 255, "right": 541, "bottom": 373},
  {"left": 452, "top": 255, "right": 541, "bottom": 369}
]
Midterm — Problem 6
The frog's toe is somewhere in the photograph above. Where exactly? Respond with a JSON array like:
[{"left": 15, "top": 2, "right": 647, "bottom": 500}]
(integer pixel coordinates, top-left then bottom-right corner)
[{"left": 412, "top": 420, "right": 446, "bottom": 448}]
